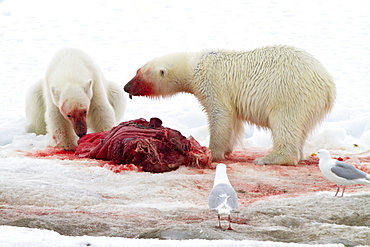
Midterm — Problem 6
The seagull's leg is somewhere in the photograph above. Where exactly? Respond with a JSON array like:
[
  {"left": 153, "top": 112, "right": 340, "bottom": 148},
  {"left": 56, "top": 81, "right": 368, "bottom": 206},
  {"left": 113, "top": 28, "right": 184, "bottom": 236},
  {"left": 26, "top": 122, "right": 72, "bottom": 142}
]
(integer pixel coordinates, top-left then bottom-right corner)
[
  {"left": 216, "top": 214, "right": 222, "bottom": 229},
  {"left": 227, "top": 215, "right": 233, "bottom": 230},
  {"left": 341, "top": 186, "right": 345, "bottom": 197},
  {"left": 335, "top": 185, "right": 340, "bottom": 196}
]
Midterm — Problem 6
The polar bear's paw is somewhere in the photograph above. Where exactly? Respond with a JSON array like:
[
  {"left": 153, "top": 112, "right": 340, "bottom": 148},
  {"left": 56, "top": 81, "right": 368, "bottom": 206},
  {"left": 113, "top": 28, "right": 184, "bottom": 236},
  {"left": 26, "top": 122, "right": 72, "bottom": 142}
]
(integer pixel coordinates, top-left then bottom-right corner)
[
  {"left": 54, "top": 139, "right": 77, "bottom": 151},
  {"left": 254, "top": 154, "right": 298, "bottom": 166}
]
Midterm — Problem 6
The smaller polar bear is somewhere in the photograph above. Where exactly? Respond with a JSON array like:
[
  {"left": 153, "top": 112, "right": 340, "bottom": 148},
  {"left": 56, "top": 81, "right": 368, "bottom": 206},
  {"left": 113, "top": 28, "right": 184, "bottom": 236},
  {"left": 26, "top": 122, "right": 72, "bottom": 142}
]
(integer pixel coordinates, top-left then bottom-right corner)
[
  {"left": 26, "top": 47, "right": 126, "bottom": 151},
  {"left": 124, "top": 45, "right": 336, "bottom": 165}
]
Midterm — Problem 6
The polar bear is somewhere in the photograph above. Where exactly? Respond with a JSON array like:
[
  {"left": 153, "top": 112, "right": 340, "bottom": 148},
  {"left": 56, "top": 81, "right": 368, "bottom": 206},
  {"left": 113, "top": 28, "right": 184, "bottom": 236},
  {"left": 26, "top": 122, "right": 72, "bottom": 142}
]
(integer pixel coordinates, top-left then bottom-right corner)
[
  {"left": 26, "top": 47, "right": 126, "bottom": 151},
  {"left": 124, "top": 45, "right": 336, "bottom": 165}
]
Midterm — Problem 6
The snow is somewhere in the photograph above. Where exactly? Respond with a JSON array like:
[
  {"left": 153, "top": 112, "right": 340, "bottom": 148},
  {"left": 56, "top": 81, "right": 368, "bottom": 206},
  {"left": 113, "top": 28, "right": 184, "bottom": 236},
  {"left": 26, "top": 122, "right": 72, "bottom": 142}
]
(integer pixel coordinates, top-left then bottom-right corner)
[
  {"left": 0, "top": 0, "right": 370, "bottom": 246},
  {"left": 0, "top": 226, "right": 343, "bottom": 247}
]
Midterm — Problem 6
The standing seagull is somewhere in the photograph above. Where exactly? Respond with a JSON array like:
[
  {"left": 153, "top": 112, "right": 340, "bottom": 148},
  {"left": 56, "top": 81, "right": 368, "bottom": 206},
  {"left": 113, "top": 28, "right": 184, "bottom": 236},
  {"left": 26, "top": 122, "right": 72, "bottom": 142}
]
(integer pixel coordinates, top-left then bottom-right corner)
[
  {"left": 316, "top": 149, "right": 370, "bottom": 196},
  {"left": 208, "top": 163, "right": 238, "bottom": 230}
]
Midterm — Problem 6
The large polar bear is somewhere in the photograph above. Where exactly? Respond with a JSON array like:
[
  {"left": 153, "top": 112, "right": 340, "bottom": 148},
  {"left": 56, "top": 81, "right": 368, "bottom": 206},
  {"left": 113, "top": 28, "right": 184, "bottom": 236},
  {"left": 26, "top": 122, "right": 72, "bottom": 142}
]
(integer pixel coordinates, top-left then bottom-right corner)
[
  {"left": 26, "top": 47, "right": 126, "bottom": 151},
  {"left": 124, "top": 45, "right": 336, "bottom": 165}
]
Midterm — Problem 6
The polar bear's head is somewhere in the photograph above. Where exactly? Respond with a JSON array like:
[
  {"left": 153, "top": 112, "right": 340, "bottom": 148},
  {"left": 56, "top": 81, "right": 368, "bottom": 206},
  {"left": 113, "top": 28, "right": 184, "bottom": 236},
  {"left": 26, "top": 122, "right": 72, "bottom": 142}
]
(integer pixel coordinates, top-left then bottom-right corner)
[
  {"left": 51, "top": 80, "right": 93, "bottom": 137},
  {"left": 124, "top": 52, "right": 194, "bottom": 99}
]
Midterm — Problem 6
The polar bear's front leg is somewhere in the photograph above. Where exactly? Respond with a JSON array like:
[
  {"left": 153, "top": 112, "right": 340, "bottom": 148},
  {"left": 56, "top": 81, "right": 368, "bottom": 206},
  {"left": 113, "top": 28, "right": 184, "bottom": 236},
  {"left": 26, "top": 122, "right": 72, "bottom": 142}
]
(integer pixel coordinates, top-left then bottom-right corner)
[
  {"left": 88, "top": 104, "right": 117, "bottom": 132},
  {"left": 46, "top": 107, "right": 78, "bottom": 151},
  {"left": 207, "top": 105, "right": 236, "bottom": 161}
]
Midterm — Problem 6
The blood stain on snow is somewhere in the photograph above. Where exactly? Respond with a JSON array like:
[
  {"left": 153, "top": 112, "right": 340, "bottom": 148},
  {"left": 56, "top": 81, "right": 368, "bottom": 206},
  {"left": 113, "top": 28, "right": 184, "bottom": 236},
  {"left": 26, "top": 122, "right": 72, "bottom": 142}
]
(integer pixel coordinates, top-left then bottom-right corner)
[
  {"left": 23, "top": 147, "right": 142, "bottom": 173},
  {"left": 20, "top": 146, "right": 370, "bottom": 205},
  {"left": 214, "top": 149, "right": 370, "bottom": 205},
  {"left": 25, "top": 147, "right": 77, "bottom": 160}
]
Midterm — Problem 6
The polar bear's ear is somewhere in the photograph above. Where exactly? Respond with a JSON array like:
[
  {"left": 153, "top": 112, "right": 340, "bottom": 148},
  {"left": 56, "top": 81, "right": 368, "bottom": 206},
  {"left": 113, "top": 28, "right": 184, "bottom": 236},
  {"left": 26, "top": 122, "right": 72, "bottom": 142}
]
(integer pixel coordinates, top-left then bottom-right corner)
[
  {"left": 50, "top": 86, "right": 60, "bottom": 105},
  {"left": 159, "top": 68, "right": 167, "bottom": 78},
  {"left": 85, "top": 79, "right": 93, "bottom": 99}
]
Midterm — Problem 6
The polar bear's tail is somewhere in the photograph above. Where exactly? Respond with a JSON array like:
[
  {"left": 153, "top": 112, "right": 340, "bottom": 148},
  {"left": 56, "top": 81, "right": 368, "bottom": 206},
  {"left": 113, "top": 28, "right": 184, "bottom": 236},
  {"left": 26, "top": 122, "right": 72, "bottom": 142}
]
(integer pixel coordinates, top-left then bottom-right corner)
[{"left": 26, "top": 79, "right": 47, "bottom": 135}]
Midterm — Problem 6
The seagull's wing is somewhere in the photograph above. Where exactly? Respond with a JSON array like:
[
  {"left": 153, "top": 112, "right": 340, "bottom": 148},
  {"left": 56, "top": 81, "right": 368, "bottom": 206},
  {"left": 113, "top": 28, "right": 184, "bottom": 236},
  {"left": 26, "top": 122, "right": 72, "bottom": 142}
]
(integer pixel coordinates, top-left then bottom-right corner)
[
  {"left": 227, "top": 187, "right": 238, "bottom": 210},
  {"left": 208, "top": 183, "right": 238, "bottom": 210},
  {"left": 331, "top": 161, "right": 368, "bottom": 180}
]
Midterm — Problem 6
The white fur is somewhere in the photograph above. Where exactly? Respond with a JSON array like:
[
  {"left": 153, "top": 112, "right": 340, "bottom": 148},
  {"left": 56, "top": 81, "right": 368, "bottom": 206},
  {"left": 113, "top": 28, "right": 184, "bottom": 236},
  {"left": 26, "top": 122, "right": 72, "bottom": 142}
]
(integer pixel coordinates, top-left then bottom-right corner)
[
  {"left": 26, "top": 47, "right": 126, "bottom": 150},
  {"left": 127, "top": 45, "right": 336, "bottom": 164}
]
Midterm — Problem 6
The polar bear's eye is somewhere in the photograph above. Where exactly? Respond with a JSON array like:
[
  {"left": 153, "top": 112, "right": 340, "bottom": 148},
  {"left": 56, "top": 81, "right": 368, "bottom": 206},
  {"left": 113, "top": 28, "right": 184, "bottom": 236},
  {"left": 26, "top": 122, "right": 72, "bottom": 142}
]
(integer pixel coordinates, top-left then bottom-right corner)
[
  {"left": 67, "top": 115, "right": 71, "bottom": 118},
  {"left": 159, "top": 69, "right": 165, "bottom": 77},
  {"left": 84, "top": 111, "right": 87, "bottom": 115}
]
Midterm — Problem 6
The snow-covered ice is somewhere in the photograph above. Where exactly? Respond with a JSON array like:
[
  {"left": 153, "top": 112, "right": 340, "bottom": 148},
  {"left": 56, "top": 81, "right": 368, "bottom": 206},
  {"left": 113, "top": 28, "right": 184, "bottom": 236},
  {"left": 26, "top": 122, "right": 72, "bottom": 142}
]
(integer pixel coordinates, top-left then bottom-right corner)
[
  {"left": 0, "top": 225, "right": 346, "bottom": 247},
  {"left": 1, "top": 0, "right": 370, "bottom": 246}
]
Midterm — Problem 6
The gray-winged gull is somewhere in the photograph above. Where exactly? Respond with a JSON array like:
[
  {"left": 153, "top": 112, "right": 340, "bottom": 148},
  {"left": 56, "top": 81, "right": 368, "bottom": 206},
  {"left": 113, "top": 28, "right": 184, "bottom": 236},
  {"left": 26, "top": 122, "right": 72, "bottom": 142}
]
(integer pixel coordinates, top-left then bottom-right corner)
[
  {"left": 316, "top": 149, "right": 370, "bottom": 197},
  {"left": 208, "top": 163, "right": 238, "bottom": 230}
]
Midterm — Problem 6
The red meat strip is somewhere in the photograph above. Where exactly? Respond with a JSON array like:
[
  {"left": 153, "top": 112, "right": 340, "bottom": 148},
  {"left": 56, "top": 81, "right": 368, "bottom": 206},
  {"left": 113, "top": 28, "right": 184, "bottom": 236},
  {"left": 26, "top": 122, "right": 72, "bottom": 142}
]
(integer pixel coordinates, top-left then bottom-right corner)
[{"left": 76, "top": 118, "right": 212, "bottom": 172}]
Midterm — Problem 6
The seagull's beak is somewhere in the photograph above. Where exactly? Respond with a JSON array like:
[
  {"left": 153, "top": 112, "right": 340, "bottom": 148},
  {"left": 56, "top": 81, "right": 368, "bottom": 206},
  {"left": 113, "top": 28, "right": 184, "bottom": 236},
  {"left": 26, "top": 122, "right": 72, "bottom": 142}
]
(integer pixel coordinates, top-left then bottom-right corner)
[{"left": 311, "top": 153, "right": 317, "bottom": 157}]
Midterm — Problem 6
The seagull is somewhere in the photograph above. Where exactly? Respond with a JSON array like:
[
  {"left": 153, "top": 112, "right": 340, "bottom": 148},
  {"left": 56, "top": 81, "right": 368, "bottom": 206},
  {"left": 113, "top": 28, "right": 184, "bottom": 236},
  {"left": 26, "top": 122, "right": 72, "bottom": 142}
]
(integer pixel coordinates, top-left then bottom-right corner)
[
  {"left": 208, "top": 163, "right": 238, "bottom": 230},
  {"left": 316, "top": 149, "right": 370, "bottom": 197}
]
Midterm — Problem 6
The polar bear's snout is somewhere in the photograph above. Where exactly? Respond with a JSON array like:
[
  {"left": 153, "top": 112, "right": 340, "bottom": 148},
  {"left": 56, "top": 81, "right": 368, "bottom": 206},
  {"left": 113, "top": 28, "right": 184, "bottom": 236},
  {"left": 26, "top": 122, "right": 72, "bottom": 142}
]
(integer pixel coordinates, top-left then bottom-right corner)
[
  {"left": 123, "top": 80, "right": 134, "bottom": 99},
  {"left": 74, "top": 119, "right": 87, "bottom": 137},
  {"left": 67, "top": 114, "right": 87, "bottom": 137},
  {"left": 124, "top": 73, "right": 155, "bottom": 98}
]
